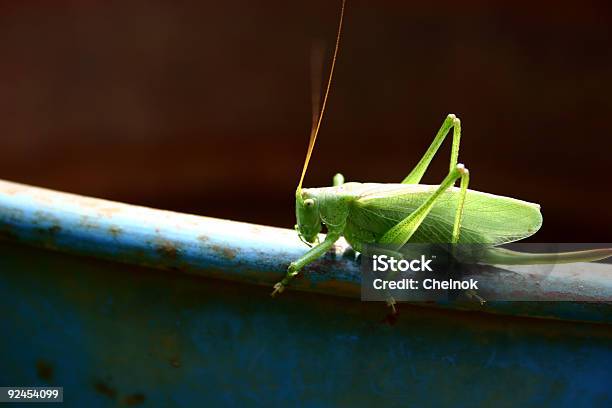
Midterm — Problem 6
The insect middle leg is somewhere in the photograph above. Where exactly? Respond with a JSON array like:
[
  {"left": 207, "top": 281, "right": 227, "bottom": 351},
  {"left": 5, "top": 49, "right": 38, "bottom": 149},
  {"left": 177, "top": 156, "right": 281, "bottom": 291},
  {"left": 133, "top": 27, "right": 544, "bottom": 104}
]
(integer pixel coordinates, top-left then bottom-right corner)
[
  {"left": 333, "top": 173, "right": 345, "bottom": 186},
  {"left": 402, "top": 114, "right": 462, "bottom": 184}
]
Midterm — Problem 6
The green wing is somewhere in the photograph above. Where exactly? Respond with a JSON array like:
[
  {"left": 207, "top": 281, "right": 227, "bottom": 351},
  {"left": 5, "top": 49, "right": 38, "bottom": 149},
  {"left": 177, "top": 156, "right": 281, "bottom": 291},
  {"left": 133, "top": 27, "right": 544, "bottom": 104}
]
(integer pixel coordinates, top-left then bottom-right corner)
[{"left": 345, "top": 184, "right": 542, "bottom": 246}]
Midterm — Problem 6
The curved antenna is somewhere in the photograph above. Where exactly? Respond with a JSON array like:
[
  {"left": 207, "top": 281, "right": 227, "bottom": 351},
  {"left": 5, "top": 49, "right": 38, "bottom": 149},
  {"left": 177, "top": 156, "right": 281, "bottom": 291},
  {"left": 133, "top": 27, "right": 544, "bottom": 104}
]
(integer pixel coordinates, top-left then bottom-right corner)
[
  {"left": 297, "top": 0, "right": 346, "bottom": 193},
  {"left": 310, "top": 42, "right": 324, "bottom": 147}
]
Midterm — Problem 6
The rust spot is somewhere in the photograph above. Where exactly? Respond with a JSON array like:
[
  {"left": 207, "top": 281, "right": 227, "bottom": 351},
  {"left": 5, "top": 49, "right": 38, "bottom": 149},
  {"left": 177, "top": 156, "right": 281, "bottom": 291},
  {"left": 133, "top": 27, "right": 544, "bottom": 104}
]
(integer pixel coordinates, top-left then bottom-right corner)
[
  {"left": 211, "top": 244, "right": 237, "bottom": 260},
  {"left": 79, "top": 215, "right": 100, "bottom": 230},
  {"left": 34, "top": 225, "right": 61, "bottom": 237},
  {"left": 156, "top": 239, "right": 179, "bottom": 260},
  {"left": 109, "top": 226, "right": 122, "bottom": 238},
  {"left": 197, "top": 234, "right": 209, "bottom": 243},
  {"left": 34, "top": 210, "right": 60, "bottom": 224},
  {"left": 36, "top": 360, "right": 53, "bottom": 381},
  {"left": 169, "top": 357, "right": 181, "bottom": 368},
  {"left": 4, "top": 186, "right": 25, "bottom": 195},
  {"left": 93, "top": 381, "right": 117, "bottom": 399},
  {"left": 73, "top": 196, "right": 102, "bottom": 208},
  {"left": 123, "top": 393, "right": 146, "bottom": 406},
  {"left": 99, "top": 207, "right": 121, "bottom": 218},
  {"left": 0, "top": 208, "right": 23, "bottom": 223}
]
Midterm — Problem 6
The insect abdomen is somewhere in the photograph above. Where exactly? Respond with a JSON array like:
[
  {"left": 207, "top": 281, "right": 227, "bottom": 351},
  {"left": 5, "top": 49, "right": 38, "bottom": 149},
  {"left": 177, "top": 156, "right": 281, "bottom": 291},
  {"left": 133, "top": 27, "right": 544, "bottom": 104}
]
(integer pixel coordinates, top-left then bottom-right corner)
[{"left": 345, "top": 184, "right": 542, "bottom": 247}]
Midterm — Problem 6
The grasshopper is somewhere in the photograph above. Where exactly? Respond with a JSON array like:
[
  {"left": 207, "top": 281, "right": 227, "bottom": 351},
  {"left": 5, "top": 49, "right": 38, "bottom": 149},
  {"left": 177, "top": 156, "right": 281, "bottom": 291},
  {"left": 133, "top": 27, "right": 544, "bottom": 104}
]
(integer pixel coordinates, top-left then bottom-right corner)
[{"left": 271, "top": 0, "right": 612, "bottom": 299}]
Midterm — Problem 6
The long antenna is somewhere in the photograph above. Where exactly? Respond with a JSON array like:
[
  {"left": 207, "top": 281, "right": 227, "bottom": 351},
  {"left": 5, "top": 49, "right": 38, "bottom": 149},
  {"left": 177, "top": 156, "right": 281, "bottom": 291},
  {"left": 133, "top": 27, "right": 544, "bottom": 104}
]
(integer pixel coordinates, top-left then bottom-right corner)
[{"left": 297, "top": 0, "right": 346, "bottom": 193}]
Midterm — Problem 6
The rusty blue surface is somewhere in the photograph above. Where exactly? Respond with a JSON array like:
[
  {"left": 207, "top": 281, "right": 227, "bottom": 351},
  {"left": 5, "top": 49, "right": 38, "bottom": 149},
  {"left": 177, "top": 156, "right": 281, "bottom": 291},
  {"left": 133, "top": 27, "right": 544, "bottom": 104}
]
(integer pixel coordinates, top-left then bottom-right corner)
[
  {"left": 0, "top": 241, "right": 611, "bottom": 407},
  {"left": 0, "top": 179, "right": 611, "bottom": 406},
  {"left": 0, "top": 179, "right": 611, "bottom": 323}
]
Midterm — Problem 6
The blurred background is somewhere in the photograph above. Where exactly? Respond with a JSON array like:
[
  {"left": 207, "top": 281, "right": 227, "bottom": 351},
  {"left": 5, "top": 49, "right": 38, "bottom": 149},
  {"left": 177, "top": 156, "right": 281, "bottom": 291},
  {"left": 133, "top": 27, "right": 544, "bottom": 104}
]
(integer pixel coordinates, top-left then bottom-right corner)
[{"left": 1, "top": 0, "right": 611, "bottom": 241}]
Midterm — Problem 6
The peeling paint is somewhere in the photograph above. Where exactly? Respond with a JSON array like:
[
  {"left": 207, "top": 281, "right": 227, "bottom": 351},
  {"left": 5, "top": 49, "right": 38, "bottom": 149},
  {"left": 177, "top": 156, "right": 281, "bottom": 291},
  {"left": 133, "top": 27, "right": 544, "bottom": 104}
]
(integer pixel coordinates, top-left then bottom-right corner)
[
  {"left": 109, "top": 226, "right": 123, "bottom": 238},
  {"left": 99, "top": 207, "right": 121, "bottom": 218},
  {"left": 93, "top": 381, "right": 117, "bottom": 399},
  {"left": 211, "top": 244, "right": 237, "bottom": 260},
  {"left": 154, "top": 239, "right": 180, "bottom": 260},
  {"left": 79, "top": 215, "right": 101, "bottom": 230}
]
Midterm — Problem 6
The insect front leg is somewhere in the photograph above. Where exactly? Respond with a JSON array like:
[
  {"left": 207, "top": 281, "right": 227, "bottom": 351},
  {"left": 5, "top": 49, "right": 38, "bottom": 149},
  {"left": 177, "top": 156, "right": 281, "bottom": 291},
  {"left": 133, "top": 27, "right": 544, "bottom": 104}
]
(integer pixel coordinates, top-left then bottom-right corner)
[
  {"left": 271, "top": 232, "right": 341, "bottom": 297},
  {"left": 402, "top": 114, "right": 462, "bottom": 184}
]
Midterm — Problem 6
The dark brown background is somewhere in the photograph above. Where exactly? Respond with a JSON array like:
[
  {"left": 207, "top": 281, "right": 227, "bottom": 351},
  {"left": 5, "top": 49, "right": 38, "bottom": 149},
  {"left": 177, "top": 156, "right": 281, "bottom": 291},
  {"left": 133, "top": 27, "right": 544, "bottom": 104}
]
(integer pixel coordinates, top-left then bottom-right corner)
[{"left": 1, "top": 0, "right": 611, "bottom": 241}]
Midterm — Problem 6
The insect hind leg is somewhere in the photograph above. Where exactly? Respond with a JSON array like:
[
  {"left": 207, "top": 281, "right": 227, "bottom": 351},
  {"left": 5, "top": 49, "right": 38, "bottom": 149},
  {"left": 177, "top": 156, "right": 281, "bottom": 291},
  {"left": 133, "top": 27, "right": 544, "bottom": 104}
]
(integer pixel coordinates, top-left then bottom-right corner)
[
  {"left": 381, "top": 164, "right": 470, "bottom": 249},
  {"left": 451, "top": 164, "right": 470, "bottom": 244},
  {"left": 402, "top": 114, "right": 462, "bottom": 184}
]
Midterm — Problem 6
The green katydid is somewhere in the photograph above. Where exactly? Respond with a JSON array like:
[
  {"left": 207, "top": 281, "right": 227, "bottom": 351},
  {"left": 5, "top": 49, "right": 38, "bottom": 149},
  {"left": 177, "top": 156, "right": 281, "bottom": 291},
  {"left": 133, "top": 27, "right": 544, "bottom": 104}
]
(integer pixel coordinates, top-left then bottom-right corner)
[{"left": 271, "top": 0, "right": 612, "bottom": 298}]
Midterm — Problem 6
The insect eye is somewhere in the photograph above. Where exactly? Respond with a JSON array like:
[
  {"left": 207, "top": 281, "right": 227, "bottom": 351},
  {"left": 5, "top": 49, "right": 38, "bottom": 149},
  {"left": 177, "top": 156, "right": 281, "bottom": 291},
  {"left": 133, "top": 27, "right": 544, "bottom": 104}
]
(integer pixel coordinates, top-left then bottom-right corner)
[{"left": 304, "top": 199, "right": 315, "bottom": 208}]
